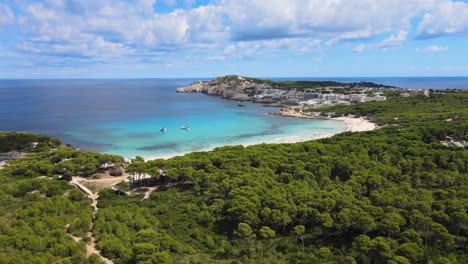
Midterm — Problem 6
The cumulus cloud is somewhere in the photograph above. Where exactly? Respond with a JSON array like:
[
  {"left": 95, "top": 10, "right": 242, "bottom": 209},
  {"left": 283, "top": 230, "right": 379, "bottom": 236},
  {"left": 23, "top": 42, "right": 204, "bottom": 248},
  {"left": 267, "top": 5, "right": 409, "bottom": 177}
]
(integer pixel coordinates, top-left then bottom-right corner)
[
  {"left": 417, "top": 1, "right": 468, "bottom": 38},
  {"left": 352, "top": 29, "right": 408, "bottom": 52},
  {"left": 206, "top": 55, "right": 226, "bottom": 61},
  {"left": 0, "top": 3, "right": 15, "bottom": 26},
  {"left": 220, "top": 38, "right": 322, "bottom": 60},
  {"left": 353, "top": 44, "right": 368, "bottom": 53},
  {"left": 416, "top": 45, "right": 448, "bottom": 52},
  {"left": 12, "top": 0, "right": 228, "bottom": 64},
  {"left": 222, "top": 0, "right": 435, "bottom": 42},
  {"left": 6, "top": 0, "right": 459, "bottom": 57},
  {"left": 2, "top": 0, "right": 467, "bottom": 76},
  {"left": 378, "top": 30, "right": 408, "bottom": 50}
]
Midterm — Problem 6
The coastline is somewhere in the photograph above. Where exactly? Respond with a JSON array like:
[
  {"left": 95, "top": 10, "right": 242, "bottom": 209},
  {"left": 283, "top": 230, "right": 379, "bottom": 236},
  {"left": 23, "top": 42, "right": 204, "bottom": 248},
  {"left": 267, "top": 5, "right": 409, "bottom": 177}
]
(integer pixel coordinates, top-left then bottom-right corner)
[
  {"left": 141, "top": 115, "right": 377, "bottom": 161},
  {"left": 332, "top": 116, "right": 378, "bottom": 132},
  {"left": 269, "top": 108, "right": 377, "bottom": 132}
]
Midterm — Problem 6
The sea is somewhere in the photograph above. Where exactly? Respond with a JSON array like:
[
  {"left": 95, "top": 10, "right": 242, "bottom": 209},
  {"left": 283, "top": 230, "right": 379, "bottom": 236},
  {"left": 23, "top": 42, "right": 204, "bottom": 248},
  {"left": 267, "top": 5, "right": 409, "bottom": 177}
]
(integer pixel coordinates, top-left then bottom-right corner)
[{"left": 0, "top": 77, "right": 466, "bottom": 159}]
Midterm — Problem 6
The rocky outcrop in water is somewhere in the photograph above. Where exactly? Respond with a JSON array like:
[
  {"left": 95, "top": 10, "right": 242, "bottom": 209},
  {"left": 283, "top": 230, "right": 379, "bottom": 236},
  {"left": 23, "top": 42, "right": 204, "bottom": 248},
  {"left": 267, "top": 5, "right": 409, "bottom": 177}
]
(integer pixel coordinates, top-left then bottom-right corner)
[{"left": 176, "top": 75, "right": 274, "bottom": 101}]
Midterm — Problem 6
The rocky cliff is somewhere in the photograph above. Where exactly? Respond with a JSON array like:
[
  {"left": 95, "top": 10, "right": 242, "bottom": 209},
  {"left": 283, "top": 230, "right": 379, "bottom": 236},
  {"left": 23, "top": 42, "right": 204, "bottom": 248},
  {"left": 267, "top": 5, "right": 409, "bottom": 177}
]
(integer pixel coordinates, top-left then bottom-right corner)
[{"left": 176, "top": 75, "right": 274, "bottom": 101}]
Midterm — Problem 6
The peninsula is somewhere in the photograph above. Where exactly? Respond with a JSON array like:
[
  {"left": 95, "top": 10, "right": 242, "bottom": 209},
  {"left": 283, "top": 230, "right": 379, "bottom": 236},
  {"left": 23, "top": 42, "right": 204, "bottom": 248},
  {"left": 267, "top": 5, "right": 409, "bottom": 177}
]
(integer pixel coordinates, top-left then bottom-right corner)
[
  {"left": 176, "top": 75, "right": 434, "bottom": 128},
  {"left": 176, "top": 75, "right": 405, "bottom": 106},
  {"left": 176, "top": 75, "right": 433, "bottom": 116}
]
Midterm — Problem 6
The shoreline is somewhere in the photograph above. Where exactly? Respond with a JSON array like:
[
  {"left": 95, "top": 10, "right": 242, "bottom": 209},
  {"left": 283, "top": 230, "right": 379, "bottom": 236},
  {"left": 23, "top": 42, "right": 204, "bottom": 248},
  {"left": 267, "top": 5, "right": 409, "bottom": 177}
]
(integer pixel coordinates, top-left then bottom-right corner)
[
  {"left": 332, "top": 116, "right": 378, "bottom": 132},
  {"left": 140, "top": 115, "right": 377, "bottom": 161},
  {"left": 269, "top": 108, "right": 377, "bottom": 132}
]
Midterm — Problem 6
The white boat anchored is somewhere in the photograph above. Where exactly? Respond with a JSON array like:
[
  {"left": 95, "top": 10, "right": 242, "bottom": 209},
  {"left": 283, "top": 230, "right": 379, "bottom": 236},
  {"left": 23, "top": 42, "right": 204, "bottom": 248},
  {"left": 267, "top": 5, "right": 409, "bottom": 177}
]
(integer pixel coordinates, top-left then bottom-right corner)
[
  {"left": 181, "top": 125, "right": 190, "bottom": 130},
  {"left": 160, "top": 127, "right": 167, "bottom": 132}
]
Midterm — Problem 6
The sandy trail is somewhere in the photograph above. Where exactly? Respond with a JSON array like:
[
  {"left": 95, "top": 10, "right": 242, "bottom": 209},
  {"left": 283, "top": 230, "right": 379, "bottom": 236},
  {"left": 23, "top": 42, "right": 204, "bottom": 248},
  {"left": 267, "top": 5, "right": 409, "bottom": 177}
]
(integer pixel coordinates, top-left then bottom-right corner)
[
  {"left": 70, "top": 177, "right": 113, "bottom": 264},
  {"left": 140, "top": 186, "right": 159, "bottom": 201}
]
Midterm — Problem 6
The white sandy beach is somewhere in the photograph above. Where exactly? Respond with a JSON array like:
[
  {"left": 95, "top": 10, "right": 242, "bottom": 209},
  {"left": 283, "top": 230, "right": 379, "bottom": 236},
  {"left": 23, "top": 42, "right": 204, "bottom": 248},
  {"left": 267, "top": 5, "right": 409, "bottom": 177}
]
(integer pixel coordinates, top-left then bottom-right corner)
[
  {"left": 332, "top": 116, "right": 377, "bottom": 132},
  {"left": 141, "top": 115, "right": 377, "bottom": 161}
]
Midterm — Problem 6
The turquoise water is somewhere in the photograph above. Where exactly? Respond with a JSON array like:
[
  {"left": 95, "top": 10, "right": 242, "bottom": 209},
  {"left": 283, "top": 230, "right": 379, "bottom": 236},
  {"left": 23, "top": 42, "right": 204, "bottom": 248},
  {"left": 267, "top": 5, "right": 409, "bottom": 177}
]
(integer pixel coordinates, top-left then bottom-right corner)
[
  {"left": 3, "top": 77, "right": 465, "bottom": 158},
  {"left": 0, "top": 79, "right": 346, "bottom": 158},
  {"left": 67, "top": 107, "right": 345, "bottom": 158}
]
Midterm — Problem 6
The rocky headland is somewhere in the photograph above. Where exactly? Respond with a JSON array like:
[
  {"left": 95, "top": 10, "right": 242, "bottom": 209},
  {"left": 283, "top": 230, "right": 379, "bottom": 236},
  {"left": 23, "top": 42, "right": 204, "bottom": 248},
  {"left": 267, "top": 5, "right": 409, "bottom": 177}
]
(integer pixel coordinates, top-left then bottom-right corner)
[
  {"left": 176, "top": 75, "right": 400, "bottom": 106},
  {"left": 176, "top": 75, "right": 275, "bottom": 101}
]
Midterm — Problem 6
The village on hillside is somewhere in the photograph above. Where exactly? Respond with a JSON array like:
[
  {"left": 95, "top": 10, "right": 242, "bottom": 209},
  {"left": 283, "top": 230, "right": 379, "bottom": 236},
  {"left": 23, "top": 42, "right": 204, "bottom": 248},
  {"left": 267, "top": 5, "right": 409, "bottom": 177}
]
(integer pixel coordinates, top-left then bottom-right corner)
[
  {"left": 177, "top": 75, "right": 434, "bottom": 109},
  {"left": 254, "top": 85, "right": 431, "bottom": 108}
]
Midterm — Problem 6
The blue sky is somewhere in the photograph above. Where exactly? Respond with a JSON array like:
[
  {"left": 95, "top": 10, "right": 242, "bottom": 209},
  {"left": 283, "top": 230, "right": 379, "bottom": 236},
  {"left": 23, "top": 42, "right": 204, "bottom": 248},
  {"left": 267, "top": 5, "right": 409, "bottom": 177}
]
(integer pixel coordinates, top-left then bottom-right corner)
[{"left": 1, "top": 0, "right": 468, "bottom": 78}]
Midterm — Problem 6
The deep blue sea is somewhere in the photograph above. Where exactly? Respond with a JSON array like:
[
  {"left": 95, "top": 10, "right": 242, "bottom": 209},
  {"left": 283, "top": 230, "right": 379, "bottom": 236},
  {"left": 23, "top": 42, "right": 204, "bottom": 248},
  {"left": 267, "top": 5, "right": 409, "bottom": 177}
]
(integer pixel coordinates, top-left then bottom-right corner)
[
  {"left": 272, "top": 77, "right": 468, "bottom": 89},
  {"left": 0, "top": 77, "right": 466, "bottom": 158}
]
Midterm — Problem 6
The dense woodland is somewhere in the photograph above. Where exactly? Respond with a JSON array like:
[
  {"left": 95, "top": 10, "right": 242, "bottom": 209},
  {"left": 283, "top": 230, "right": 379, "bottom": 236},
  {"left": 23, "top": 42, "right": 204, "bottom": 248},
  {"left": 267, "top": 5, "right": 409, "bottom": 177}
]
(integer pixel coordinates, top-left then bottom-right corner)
[
  {"left": 0, "top": 135, "right": 123, "bottom": 263},
  {"left": 0, "top": 91, "right": 467, "bottom": 263},
  {"left": 0, "top": 132, "right": 61, "bottom": 152},
  {"left": 239, "top": 76, "right": 396, "bottom": 90}
]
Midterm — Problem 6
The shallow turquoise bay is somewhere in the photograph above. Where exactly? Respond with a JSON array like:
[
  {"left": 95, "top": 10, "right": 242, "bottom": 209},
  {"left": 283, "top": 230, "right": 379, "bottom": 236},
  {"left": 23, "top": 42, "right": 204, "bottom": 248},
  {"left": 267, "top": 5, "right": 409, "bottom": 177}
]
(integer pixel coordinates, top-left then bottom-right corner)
[
  {"left": 68, "top": 103, "right": 345, "bottom": 158},
  {"left": 0, "top": 79, "right": 345, "bottom": 158}
]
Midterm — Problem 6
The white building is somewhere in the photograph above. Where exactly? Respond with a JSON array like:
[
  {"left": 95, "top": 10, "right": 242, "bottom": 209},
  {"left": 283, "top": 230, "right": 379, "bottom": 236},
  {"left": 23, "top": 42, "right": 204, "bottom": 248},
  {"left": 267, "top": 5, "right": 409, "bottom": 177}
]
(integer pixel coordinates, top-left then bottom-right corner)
[
  {"left": 409, "top": 89, "right": 430, "bottom": 97},
  {"left": 350, "top": 95, "right": 387, "bottom": 103}
]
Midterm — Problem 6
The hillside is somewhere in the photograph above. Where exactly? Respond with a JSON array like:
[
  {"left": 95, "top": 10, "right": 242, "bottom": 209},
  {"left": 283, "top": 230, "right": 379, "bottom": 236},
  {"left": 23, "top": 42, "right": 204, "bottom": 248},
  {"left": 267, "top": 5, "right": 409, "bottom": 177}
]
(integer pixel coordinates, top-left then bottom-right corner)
[{"left": 176, "top": 75, "right": 396, "bottom": 101}]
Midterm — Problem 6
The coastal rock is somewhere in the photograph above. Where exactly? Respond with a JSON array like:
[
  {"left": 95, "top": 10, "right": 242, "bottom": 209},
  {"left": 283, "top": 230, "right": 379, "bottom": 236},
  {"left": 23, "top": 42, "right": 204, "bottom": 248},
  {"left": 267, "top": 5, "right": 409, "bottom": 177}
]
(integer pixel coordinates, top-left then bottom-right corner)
[
  {"left": 270, "top": 108, "right": 325, "bottom": 119},
  {"left": 176, "top": 75, "right": 273, "bottom": 101},
  {"left": 0, "top": 150, "right": 24, "bottom": 159},
  {"left": 176, "top": 81, "right": 206, "bottom": 93}
]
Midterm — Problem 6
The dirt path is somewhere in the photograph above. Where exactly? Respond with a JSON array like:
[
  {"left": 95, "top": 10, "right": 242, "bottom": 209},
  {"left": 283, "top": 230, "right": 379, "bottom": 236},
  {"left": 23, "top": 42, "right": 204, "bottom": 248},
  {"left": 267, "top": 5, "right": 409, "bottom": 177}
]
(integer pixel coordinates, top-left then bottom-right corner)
[
  {"left": 85, "top": 174, "right": 130, "bottom": 184},
  {"left": 70, "top": 177, "right": 113, "bottom": 264},
  {"left": 140, "top": 186, "right": 159, "bottom": 201}
]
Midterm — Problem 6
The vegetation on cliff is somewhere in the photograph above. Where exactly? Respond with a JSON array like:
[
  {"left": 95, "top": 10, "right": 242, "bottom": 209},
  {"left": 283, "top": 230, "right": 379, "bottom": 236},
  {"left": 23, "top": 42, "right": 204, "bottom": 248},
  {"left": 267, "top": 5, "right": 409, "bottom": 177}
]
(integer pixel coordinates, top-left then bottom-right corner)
[
  {"left": 209, "top": 75, "right": 396, "bottom": 90},
  {"left": 0, "top": 132, "right": 61, "bottom": 153},
  {"left": 244, "top": 77, "right": 395, "bottom": 90},
  {"left": 176, "top": 75, "right": 397, "bottom": 101}
]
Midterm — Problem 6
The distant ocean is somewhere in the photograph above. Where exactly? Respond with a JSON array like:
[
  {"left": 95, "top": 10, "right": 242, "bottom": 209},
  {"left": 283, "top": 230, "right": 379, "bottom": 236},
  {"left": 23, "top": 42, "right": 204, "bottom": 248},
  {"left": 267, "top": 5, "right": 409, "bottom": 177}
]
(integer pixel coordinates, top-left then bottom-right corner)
[
  {"left": 0, "top": 77, "right": 466, "bottom": 158},
  {"left": 272, "top": 77, "right": 468, "bottom": 89}
]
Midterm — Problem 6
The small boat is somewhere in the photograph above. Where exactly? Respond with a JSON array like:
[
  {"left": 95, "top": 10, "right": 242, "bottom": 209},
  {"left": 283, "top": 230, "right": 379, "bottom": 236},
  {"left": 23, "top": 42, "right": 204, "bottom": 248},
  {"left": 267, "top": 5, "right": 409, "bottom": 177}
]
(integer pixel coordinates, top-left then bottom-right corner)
[
  {"left": 160, "top": 127, "right": 167, "bottom": 132},
  {"left": 237, "top": 104, "right": 246, "bottom": 107},
  {"left": 181, "top": 125, "right": 190, "bottom": 130}
]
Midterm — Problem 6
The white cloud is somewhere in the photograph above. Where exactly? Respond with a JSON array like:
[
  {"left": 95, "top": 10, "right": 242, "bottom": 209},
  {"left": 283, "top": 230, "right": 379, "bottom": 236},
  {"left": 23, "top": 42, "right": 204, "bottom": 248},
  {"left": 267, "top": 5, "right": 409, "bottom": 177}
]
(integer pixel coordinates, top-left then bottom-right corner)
[
  {"left": 416, "top": 45, "right": 448, "bottom": 52},
  {"left": 378, "top": 30, "right": 408, "bottom": 50},
  {"left": 417, "top": 1, "right": 468, "bottom": 38},
  {"left": 352, "top": 30, "right": 407, "bottom": 52},
  {"left": 221, "top": 38, "right": 322, "bottom": 60},
  {"left": 14, "top": 0, "right": 227, "bottom": 63},
  {"left": 224, "top": 44, "right": 236, "bottom": 55},
  {"left": 4, "top": 0, "right": 467, "bottom": 75},
  {"left": 27, "top": 3, "right": 59, "bottom": 20},
  {"left": 222, "top": 0, "right": 435, "bottom": 42},
  {"left": 206, "top": 55, "right": 226, "bottom": 61},
  {"left": 352, "top": 44, "right": 368, "bottom": 53},
  {"left": 0, "top": 3, "right": 15, "bottom": 26}
]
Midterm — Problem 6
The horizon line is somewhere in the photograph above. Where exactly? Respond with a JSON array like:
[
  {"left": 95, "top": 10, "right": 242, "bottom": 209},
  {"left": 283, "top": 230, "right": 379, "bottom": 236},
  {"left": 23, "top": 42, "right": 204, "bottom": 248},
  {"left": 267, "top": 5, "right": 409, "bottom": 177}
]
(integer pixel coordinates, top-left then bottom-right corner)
[{"left": 1, "top": 75, "right": 468, "bottom": 81}]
